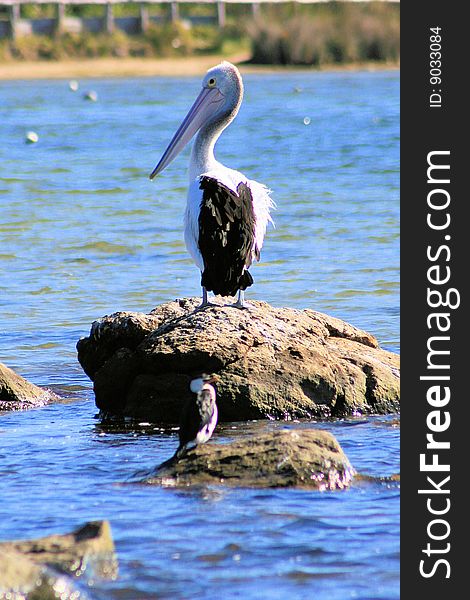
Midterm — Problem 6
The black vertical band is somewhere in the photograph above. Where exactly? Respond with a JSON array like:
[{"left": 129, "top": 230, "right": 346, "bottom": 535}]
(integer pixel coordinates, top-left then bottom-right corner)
[{"left": 401, "top": 2, "right": 465, "bottom": 596}]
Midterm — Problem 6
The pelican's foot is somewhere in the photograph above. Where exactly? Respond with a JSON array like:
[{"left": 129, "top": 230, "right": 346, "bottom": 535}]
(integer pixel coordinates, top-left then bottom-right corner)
[
  {"left": 231, "top": 289, "right": 254, "bottom": 309},
  {"left": 198, "top": 300, "right": 216, "bottom": 310},
  {"left": 231, "top": 300, "right": 254, "bottom": 310},
  {"left": 197, "top": 286, "right": 215, "bottom": 310}
]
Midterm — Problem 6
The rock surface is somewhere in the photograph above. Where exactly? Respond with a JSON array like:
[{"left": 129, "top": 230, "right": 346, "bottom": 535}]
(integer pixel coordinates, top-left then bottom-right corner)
[
  {"left": 146, "top": 429, "right": 354, "bottom": 490},
  {"left": 0, "top": 520, "right": 116, "bottom": 597},
  {"left": 77, "top": 297, "right": 400, "bottom": 422},
  {"left": 0, "top": 361, "right": 57, "bottom": 411}
]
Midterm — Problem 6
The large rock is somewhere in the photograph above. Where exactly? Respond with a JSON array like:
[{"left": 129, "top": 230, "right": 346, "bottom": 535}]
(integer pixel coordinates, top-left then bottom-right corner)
[
  {"left": 0, "top": 520, "right": 116, "bottom": 597},
  {"left": 146, "top": 429, "right": 354, "bottom": 490},
  {"left": 0, "top": 362, "right": 57, "bottom": 411},
  {"left": 77, "top": 298, "right": 400, "bottom": 422}
]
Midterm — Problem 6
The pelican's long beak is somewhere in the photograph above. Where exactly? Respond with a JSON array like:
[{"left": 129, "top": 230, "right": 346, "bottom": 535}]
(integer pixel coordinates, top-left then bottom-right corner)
[{"left": 149, "top": 87, "right": 224, "bottom": 180}]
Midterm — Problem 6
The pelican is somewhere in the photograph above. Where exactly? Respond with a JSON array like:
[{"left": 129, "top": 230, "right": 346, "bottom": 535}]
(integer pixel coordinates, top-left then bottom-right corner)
[
  {"left": 149, "top": 61, "right": 274, "bottom": 308},
  {"left": 176, "top": 374, "right": 218, "bottom": 459}
]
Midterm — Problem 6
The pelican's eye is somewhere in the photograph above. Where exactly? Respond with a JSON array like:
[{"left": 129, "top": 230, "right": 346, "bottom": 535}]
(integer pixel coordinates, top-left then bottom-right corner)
[{"left": 207, "top": 77, "right": 217, "bottom": 88}]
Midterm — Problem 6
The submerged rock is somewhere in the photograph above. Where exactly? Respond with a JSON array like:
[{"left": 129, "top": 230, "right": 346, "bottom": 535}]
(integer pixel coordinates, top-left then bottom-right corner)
[
  {"left": 0, "top": 362, "right": 57, "bottom": 411},
  {"left": 0, "top": 520, "right": 116, "bottom": 597},
  {"left": 146, "top": 429, "right": 354, "bottom": 490},
  {"left": 77, "top": 297, "right": 400, "bottom": 422}
]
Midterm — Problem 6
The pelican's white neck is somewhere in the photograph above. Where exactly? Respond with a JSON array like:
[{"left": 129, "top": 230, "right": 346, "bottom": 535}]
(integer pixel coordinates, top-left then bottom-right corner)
[
  {"left": 189, "top": 69, "right": 243, "bottom": 180},
  {"left": 189, "top": 124, "right": 221, "bottom": 180}
]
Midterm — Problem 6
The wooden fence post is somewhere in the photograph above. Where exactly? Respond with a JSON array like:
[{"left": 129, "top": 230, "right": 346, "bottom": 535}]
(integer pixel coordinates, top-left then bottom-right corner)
[
  {"left": 8, "top": 3, "right": 21, "bottom": 40},
  {"left": 170, "top": 2, "right": 179, "bottom": 23},
  {"left": 105, "top": 3, "right": 114, "bottom": 33},
  {"left": 139, "top": 3, "right": 149, "bottom": 33},
  {"left": 217, "top": 1, "right": 226, "bottom": 28},
  {"left": 56, "top": 2, "right": 66, "bottom": 34},
  {"left": 252, "top": 2, "right": 260, "bottom": 19}
]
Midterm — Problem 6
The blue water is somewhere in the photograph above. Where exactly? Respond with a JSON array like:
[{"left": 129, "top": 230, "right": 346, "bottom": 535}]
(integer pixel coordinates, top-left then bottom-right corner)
[{"left": 0, "top": 70, "right": 399, "bottom": 598}]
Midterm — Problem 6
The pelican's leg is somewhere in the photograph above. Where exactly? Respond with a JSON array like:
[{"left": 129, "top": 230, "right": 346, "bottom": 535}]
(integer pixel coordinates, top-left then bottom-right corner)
[
  {"left": 199, "top": 286, "right": 212, "bottom": 308},
  {"left": 233, "top": 289, "right": 253, "bottom": 309},
  {"left": 235, "top": 289, "right": 245, "bottom": 308}
]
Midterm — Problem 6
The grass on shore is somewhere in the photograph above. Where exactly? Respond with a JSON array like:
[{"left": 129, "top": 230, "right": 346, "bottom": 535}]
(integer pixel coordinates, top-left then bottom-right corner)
[{"left": 0, "top": 23, "right": 242, "bottom": 61}]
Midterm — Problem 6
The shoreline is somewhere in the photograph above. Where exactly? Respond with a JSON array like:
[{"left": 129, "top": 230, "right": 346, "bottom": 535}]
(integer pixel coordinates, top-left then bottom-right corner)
[{"left": 0, "top": 54, "right": 399, "bottom": 81}]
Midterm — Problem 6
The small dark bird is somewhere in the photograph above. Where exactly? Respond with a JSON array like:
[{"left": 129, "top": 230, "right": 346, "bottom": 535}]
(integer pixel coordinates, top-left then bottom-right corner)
[{"left": 176, "top": 374, "right": 218, "bottom": 459}]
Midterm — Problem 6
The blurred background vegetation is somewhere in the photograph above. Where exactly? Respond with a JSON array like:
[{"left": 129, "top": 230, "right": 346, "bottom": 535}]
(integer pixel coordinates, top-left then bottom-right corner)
[{"left": 0, "top": 1, "right": 400, "bottom": 65}]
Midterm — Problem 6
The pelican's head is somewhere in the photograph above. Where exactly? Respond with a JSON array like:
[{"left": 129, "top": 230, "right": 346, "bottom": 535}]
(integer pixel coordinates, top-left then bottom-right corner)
[{"left": 149, "top": 62, "right": 243, "bottom": 180}]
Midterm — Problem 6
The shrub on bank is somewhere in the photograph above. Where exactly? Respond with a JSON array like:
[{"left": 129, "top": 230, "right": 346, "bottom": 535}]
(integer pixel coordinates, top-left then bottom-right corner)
[{"left": 247, "top": 3, "right": 400, "bottom": 66}]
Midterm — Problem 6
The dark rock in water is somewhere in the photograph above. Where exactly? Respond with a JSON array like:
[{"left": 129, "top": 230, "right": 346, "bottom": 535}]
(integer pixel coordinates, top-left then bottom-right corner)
[
  {"left": 145, "top": 429, "right": 354, "bottom": 490},
  {"left": 0, "top": 520, "right": 116, "bottom": 597},
  {"left": 77, "top": 297, "right": 400, "bottom": 422},
  {"left": 0, "top": 362, "right": 57, "bottom": 411}
]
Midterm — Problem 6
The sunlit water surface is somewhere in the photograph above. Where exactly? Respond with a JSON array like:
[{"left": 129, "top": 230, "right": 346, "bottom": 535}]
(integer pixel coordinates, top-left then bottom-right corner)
[{"left": 0, "top": 71, "right": 399, "bottom": 599}]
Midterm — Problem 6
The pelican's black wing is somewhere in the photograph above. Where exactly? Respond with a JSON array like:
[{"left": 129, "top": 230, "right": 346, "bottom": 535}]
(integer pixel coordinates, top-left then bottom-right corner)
[{"left": 198, "top": 176, "right": 256, "bottom": 297}]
